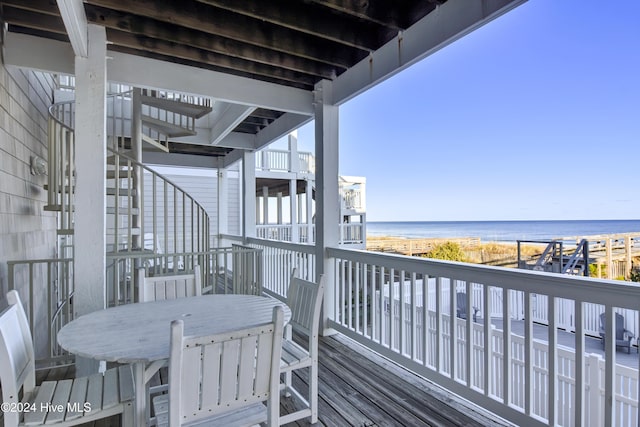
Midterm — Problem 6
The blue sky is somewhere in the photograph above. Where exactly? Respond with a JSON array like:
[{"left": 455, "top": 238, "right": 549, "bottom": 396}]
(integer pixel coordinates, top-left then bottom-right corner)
[{"left": 286, "top": 0, "right": 640, "bottom": 222}]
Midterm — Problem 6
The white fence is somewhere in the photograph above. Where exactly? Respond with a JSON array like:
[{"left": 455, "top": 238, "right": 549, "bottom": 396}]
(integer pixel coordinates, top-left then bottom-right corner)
[
  {"left": 373, "top": 297, "right": 639, "bottom": 427},
  {"left": 455, "top": 284, "right": 640, "bottom": 339}
]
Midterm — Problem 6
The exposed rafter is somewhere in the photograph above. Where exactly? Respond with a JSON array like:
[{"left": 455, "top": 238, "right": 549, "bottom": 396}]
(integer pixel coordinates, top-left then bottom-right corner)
[
  {"left": 210, "top": 104, "right": 256, "bottom": 145},
  {"left": 56, "top": 0, "right": 88, "bottom": 57},
  {"left": 194, "top": 0, "right": 394, "bottom": 50},
  {"left": 0, "top": 0, "right": 527, "bottom": 163}
]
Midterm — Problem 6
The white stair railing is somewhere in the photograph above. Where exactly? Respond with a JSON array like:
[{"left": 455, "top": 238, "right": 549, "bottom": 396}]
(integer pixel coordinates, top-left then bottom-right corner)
[{"left": 46, "top": 88, "right": 212, "bottom": 296}]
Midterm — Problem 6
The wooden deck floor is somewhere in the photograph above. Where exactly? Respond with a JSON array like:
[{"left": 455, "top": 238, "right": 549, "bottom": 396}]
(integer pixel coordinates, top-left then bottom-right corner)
[{"left": 27, "top": 334, "right": 510, "bottom": 427}]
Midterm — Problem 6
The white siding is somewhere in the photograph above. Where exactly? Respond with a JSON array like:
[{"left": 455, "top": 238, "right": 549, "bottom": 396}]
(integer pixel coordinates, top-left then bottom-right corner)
[
  {"left": 143, "top": 165, "right": 241, "bottom": 247},
  {"left": 0, "top": 65, "right": 57, "bottom": 353}
]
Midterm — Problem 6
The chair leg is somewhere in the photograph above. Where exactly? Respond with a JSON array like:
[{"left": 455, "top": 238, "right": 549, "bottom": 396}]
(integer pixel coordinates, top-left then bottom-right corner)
[
  {"left": 121, "top": 402, "right": 134, "bottom": 427},
  {"left": 310, "top": 360, "right": 318, "bottom": 424},
  {"left": 284, "top": 370, "right": 292, "bottom": 397}
]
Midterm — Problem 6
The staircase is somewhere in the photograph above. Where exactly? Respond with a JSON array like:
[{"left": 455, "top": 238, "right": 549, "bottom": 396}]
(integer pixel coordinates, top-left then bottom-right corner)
[
  {"left": 518, "top": 239, "right": 590, "bottom": 276},
  {"left": 46, "top": 85, "right": 213, "bottom": 304}
]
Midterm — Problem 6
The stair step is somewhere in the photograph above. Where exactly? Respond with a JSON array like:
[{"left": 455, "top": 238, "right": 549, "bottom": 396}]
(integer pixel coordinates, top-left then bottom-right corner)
[
  {"left": 142, "top": 115, "right": 197, "bottom": 138},
  {"left": 107, "top": 155, "right": 133, "bottom": 166},
  {"left": 57, "top": 229, "right": 74, "bottom": 235},
  {"left": 106, "top": 207, "right": 140, "bottom": 215},
  {"left": 105, "top": 248, "right": 152, "bottom": 257},
  {"left": 106, "top": 187, "right": 137, "bottom": 196},
  {"left": 106, "top": 169, "right": 134, "bottom": 179},
  {"left": 142, "top": 134, "right": 170, "bottom": 153},
  {"left": 44, "top": 184, "right": 73, "bottom": 192},
  {"left": 141, "top": 94, "right": 212, "bottom": 118},
  {"left": 106, "top": 228, "right": 141, "bottom": 236},
  {"left": 44, "top": 205, "right": 74, "bottom": 212}
]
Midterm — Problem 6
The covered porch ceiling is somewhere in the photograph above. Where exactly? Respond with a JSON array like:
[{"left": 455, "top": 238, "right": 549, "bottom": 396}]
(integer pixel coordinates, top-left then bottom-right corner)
[{"left": 0, "top": 0, "right": 526, "bottom": 166}]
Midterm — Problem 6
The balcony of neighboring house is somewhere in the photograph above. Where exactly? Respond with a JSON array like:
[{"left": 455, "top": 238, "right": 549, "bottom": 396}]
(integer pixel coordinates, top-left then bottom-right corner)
[{"left": 255, "top": 136, "right": 367, "bottom": 248}]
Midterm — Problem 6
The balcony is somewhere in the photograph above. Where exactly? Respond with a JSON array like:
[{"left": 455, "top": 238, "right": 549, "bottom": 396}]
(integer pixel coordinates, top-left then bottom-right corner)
[{"left": 12, "top": 237, "right": 640, "bottom": 427}]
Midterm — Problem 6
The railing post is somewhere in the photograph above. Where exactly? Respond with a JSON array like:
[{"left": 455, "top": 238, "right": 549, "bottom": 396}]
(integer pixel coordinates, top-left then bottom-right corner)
[
  {"left": 587, "top": 353, "right": 602, "bottom": 427},
  {"left": 288, "top": 131, "right": 299, "bottom": 173},
  {"left": 131, "top": 88, "right": 143, "bottom": 252}
]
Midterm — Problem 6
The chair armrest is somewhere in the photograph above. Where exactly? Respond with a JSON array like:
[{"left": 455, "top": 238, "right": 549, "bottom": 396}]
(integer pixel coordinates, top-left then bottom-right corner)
[{"left": 624, "top": 330, "right": 634, "bottom": 341}]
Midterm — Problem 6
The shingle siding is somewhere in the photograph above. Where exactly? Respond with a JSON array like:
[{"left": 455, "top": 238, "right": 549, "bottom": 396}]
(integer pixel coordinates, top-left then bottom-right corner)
[{"left": 0, "top": 63, "right": 57, "bottom": 355}]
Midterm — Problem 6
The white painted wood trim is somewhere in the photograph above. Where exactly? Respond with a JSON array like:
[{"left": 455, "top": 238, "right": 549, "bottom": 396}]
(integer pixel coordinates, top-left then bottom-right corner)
[
  {"left": 56, "top": 0, "right": 88, "bottom": 57},
  {"left": 73, "top": 24, "right": 107, "bottom": 325}
]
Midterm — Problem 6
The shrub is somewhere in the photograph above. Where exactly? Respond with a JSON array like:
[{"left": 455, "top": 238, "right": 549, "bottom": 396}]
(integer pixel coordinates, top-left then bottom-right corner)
[{"left": 423, "top": 241, "right": 467, "bottom": 262}]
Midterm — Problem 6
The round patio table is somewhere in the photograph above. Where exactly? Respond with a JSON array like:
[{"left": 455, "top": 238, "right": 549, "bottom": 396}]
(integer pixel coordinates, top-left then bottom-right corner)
[{"left": 58, "top": 294, "right": 291, "bottom": 427}]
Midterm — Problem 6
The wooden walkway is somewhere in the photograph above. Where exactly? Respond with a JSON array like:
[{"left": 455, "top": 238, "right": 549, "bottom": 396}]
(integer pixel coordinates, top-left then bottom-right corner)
[
  {"left": 25, "top": 334, "right": 510, "bottom": 427},
  {"left": 367, "top": 237, "right": 481, "bottom": 256}
]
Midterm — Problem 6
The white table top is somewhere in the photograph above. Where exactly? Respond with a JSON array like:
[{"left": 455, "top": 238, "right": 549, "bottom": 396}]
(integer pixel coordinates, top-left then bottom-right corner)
[{"left": 58, "top": 295, "right": 291, "bottom": 364}]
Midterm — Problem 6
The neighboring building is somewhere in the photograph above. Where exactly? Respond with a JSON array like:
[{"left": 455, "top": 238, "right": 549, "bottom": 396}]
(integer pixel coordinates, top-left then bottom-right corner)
[{"left": 255, "top": 132, "right": 366, "bottom": 248}]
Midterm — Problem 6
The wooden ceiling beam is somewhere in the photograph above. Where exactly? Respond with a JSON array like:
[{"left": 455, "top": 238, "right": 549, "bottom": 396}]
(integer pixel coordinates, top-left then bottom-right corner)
[
  {"left": 233, "top": 123, "right": 263, "bottom": 134},
  {"left": 84, "top": 5, "right": 341, "bottom": 79},
  {"left": 108, "top": 45, "right": 313, "bottom": 91},
  {"left": 308, "top": 0, "right": 441, "bottom": 29},
  {"left": 1, "top": 0, "right": 60, "bottom": 16},
  {"left": 1, "top": 6, "right": 67, "bottom": 35},
  {"left": 84, "top": 0, "right": 365, "bottom": 69},
  {"left": 251, "top": 109, "right": 284, "bottom": 120},
  {"left": 105, "top": 29, "right": 319, "bottom": 88},
  {"left": 194, "top": 0, "right": 392, "bottom": 50}
]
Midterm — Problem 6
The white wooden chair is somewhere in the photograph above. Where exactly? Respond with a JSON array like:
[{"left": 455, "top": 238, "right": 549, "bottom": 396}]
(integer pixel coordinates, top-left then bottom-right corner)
[
  {"left": 137, "top": 265, "right": 202, "bottom": 419},
  {"left": 137, "top": 265, "right": 202, "bottom": 302},
  {"left": 0, "top": 290, "right": 134, "bottom": 427},
  {"left": 279, "top": 270, "right": 325, "bottom": 425},
  {"left": 152, "top": 306, "right": 285, "bottom": 426}
]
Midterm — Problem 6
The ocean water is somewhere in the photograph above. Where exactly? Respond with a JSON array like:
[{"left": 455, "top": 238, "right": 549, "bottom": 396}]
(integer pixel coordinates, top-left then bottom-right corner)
[{"left": 366, "top": 220, "right": 640, "bottom": 243}]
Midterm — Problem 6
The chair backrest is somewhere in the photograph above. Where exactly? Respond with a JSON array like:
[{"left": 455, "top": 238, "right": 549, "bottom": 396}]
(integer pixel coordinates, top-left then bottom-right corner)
[
  {"left": 168, "top": 306, "right": 284, "bottom": 426},
  {"left": 456, "top": 293, "right": 467, "bottom": 317},
  {"left": 231, "top": 244, "right": 263, "bottom": 295},
  {"left": 0, "top": 291, "right": 36, "bottom": 425},
  {"left": 138, "top": 266, "right": 202, "bottom": 302},
  {"left": 287, "top": 269, "right": 325, "bottom": 339},
  {"left": 600, "top": 312, "right": 626, "bottom": 339}
]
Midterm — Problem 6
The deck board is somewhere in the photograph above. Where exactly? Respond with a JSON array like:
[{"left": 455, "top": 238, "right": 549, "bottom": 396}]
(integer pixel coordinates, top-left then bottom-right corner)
[{"left": 25, "top": 334, "right": 509, "bottom": 427}]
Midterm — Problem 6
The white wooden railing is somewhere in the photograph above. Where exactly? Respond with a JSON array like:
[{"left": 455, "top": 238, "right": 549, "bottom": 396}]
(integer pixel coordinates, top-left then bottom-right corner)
[
  {"left": 326, "top": 247, "right": 640, "bottom": 427},
  {"left": 255, "top": 149, "right": 315, "bottom": 174},
  {"left": 8, "top": 246, "right": 263, "bottom": 366},
  {"left": 256, "top": 224, "right": 293, "bottom": 241},
  {"left": 255, "top": 223, "right": 364, "bottom": 245},
  {"left": 245, "top": 237, "right": 316, "bottom": 299},
  {"left": 7, "top": 257, "right": 74, "bottom": 366},
  {"left": 219, "top": 238, "right": 640, "bottom": 425},
  {"left": 340, "top": 223, "right": 364, "bottom": 244}
]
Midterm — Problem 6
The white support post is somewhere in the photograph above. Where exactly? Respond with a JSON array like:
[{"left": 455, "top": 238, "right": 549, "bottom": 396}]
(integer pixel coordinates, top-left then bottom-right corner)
[
  {"left": 288, "top": 130, "right": 299, "bottom": 173},
  {"left": 314, "top": 79, "right": 340, "bottom": 335},
  {"left": 290, "top": 179, "right": 299, "bottom": 243},
  {"left": 217, "top": 158, "right": 229, "bottom": 247},
  {"left": 262, "top": 186, "right": 270, "bottom": 225},
  {"left": 276, "top": 192, "right": 283, "bottom": 225},
  {"left": 242, "top": 151, "right": 256, "bottom": 241},
  {"left": 131, "top": 88, "right": 142, "bottom": 251},
  {"left": 73, "top": 24, "right": 107, "bottom": 374},
  {"left": 306, "top": 178, "right": 313, "bottom": 242}
]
